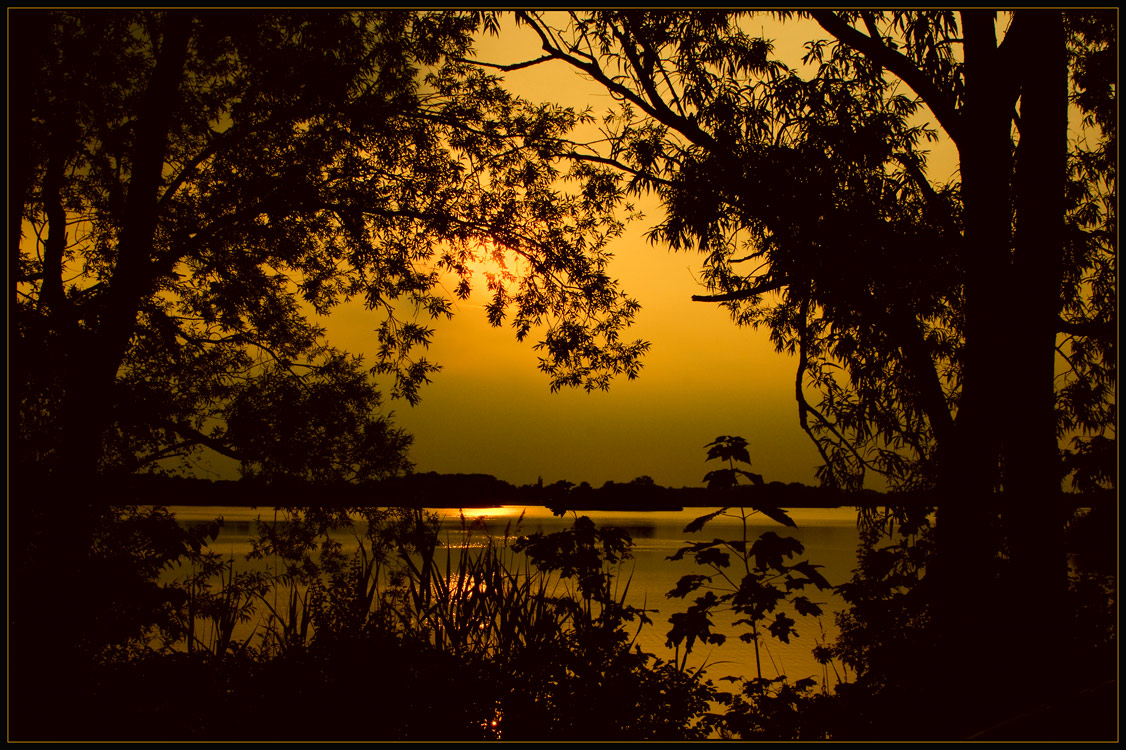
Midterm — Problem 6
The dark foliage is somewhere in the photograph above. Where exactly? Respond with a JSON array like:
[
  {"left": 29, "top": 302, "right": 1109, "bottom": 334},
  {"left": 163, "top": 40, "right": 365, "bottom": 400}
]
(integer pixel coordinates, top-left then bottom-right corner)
[{"left": 11, "top": 507, "right": 716, "bottom": 741}]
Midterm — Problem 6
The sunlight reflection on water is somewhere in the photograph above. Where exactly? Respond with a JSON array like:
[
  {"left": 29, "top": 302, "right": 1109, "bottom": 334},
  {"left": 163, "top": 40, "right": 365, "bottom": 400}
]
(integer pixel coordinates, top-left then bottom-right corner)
[{"left": 168, "top": 504, "right": 862, "bottom": 688}]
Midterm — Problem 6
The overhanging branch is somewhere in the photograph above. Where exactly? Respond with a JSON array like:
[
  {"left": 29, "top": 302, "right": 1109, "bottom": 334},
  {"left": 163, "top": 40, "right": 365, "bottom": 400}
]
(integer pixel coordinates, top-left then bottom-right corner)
[
  {"left": 164, "top": 420, "right": 243, "bottom": 462},
  {"left": 691, "top": 278, "right": 785, "bottom": 303},
  {"left": 455, "top": 54, "right": 556, "bottom": 72},
  {"left": 562, "top": 150, "right": 676, "bottom": 189},
  {"left": 1057, "top": 317, "right": 1115, "bottom": 338}
]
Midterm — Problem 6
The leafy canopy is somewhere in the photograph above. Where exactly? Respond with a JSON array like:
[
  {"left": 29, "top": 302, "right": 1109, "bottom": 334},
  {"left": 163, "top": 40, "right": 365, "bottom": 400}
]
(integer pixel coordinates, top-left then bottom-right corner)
[
  {"left": 507, "top": 10, "right": 1115, "bottom": 492},
  {"left": 12, "top": 10, "right": 648, "bottom": 481}
]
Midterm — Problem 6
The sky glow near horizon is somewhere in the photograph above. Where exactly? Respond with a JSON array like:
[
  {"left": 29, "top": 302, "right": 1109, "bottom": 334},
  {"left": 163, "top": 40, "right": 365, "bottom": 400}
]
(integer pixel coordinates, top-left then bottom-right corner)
[
  {"left": 352, "top": 17, "right": 815, "bottom": 489},
  {"left": 301, "top": 14, "right": 961, "bottom": 490}
]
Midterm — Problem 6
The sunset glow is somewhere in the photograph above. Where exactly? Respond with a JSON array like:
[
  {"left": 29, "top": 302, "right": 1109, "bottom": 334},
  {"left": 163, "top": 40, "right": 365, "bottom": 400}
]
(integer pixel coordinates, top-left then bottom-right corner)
[{"left": 12, "top": 9, "right": 1115, "bottom": 743}]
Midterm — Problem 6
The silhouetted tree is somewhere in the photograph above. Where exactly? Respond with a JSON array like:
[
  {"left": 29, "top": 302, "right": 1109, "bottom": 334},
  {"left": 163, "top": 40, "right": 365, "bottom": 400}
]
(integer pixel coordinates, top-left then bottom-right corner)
[
  {"left": 9, "top": 11, "right": 649, "bottom": 734},
  {"left": 11, "top": 10, "right": 647, "bottom": 489},
  {"left": 480, "top": 10, "right": 1115, "bottom": 735}
]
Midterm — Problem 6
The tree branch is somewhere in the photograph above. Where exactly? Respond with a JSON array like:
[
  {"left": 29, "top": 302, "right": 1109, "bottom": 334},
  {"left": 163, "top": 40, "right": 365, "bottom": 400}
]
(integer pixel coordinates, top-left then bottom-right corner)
[
  {"left": 455, "top": 54, "right": 556, "bottom": 72},
  {"left": 894, "top": 152, "right": 962, "bottom": 241},
  {"left": 39, "top": 147, "right": 69, "bottom": 314},
  {"left": 692, "top": 278, "right": 785, "bottom": 303},
  {"left": 124, "top": 440, "right": 199, "bottom": 473},
  {"left": 562, "top": 150, "right": 676, "bottom": 189},
  {"left": 795, "top": 297, "right": 861, "bottom": 488},
  {"left": 1057, "top": 317, "right": 1114, "bottom": 338},
  {"left": 880, "top": 308, "right": 957, "bottom": 448},
  {"left": 810, "top": 11, "right": 966, "bottom": 146},
  {"left": 164, "top": 420, "right": 243, "bottom": 462},
  {"left": 517, "top": 11, "right": 720, "bottom": 153}
]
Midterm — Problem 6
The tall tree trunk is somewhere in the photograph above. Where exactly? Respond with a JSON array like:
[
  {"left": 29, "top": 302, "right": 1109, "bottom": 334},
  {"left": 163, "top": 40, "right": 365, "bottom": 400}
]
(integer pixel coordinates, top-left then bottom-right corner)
[
  {"left": 933, "top": 9, "right": 1017, "bottom": 733},
  {"left": 1005, "top": 8, "right": 1069, "bottom": 698},
  {"left": 57, "top": 15, "right": 193, "bottom": 486},
  {"left": 19, "top": 16, "right": 194, "bottom": 716}
]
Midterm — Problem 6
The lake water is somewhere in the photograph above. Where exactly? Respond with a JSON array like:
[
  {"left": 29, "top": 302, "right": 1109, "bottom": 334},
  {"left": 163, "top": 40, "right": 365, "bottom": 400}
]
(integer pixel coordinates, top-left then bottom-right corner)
[{"left": 169, "top": 504, "right": 862, "bottom": 688}]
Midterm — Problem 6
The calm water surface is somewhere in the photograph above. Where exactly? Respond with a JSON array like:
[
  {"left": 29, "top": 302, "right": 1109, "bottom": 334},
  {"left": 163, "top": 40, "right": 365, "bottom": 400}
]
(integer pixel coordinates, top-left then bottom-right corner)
[{"left": 170, "top": 504, "right": 861, "bottom": 687}]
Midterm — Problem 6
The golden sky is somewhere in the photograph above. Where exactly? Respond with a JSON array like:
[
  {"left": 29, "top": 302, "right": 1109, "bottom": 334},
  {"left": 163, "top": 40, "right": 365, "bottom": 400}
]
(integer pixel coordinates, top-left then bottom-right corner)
[
  {"left": 193, "top": 14, "right": 962, "bottom": 490},
  {"left": 322, "top": 17, "right": 829, "bottom": 489},
  {"left": 347, "top": 226, "right": 822, "bottom": 489}
]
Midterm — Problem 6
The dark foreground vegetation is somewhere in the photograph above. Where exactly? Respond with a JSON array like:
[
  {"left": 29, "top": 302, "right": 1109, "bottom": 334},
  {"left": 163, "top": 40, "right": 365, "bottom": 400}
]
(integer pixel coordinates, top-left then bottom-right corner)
[
  {"left": 10, "top": 504, "right": 705, "bottom": 740},
  {"left": 10, "top": 479, "right": 1116, "bottom": 741}
]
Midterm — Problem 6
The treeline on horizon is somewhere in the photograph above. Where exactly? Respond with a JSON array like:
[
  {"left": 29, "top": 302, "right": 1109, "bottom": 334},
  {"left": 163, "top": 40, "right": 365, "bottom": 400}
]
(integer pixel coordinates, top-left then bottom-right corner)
[{"left": 61, "top": 471, "right": 1115, "bottom": 513}]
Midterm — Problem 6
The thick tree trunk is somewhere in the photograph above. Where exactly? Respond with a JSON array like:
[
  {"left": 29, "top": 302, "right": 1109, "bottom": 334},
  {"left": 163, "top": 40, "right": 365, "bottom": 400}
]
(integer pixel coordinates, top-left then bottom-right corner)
[
  {"left": 931, "top": 11, "right": 1072, "bottom": 733},
  {"left": 16, "top": 19, "right": 194, "bottom": 724},
  {"left": 932, "top": 10, "right": 1018, "bottom": 733},
  {"left": 1004, "top": 8, "right": 1069, "bottom": 698},
  {"left": 56, "top": 16, "right": 193, "bottom": 486}
]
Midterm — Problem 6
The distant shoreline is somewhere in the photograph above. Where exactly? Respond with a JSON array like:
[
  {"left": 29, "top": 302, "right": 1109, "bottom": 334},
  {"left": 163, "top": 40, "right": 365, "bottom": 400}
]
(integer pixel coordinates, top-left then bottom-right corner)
[
  {"left": 39, "top": 472, "right": 1109, "bottom": 513},
  {"left": 64, "top": 472, "right": 864, "bottom": 511}
]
